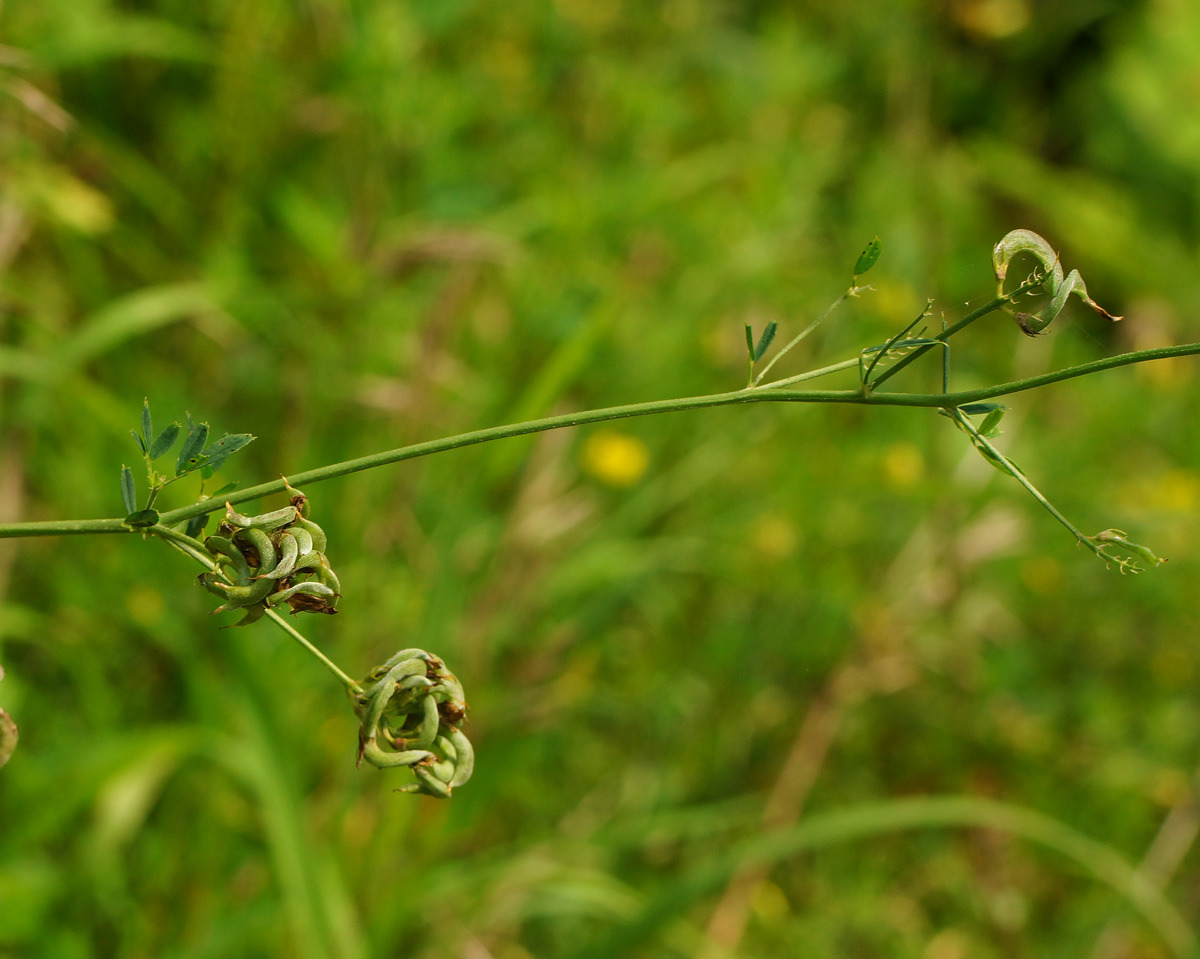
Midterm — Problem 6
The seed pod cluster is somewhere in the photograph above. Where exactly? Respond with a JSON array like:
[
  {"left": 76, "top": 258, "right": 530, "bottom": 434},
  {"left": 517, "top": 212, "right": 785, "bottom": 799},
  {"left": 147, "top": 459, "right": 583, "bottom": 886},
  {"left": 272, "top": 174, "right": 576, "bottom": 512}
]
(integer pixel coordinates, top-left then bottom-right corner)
[
  {"left": 354, "top": 648, "right": 473, "bottom": 798},
  {"left": 198, "top": 484, "right": 340, "bottom": 626}
]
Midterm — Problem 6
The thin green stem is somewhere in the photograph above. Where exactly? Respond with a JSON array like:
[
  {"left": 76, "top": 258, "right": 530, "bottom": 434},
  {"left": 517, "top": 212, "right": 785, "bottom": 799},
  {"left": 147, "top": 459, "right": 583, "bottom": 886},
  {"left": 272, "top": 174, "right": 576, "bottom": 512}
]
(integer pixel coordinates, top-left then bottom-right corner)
[
  {"left": 264, "top": 610, "right": 361, "bottom": 693},
  {"left": 868, "top": 279, "right": 1041, "bottom": 391},
  {"left": 950, "top": 409, "right": 1087, "bottom": 542},
  {"left": 146, "top": 524, "right": 361, "bottom": 691},
  {"left": 2, "top": 338, "right": 1198, "bottom": 540},
  {"left": 751, "top": 285, "right": 859, "bottom": 386},
  {"left": 149, "top": 523, "right": 215, "bottom": 567},
  {"left": 754, "top": 357, "right": 861, "bottom": 390},
  {"left": 861, "top": 304, "right": 931, "bottom": 388}
]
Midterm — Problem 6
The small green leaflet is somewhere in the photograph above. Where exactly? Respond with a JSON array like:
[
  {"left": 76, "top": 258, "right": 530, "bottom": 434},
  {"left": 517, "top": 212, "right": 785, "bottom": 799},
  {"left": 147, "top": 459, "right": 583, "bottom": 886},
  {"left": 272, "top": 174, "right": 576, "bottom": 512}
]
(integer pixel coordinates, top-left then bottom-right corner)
[
  {"left": 141, "top": 399, "right": 153, "bottom": 449},
  {"left": 959, "top": 402, "right": 1008, "bottom": 440},
  {"left": 122, "top": 508, "right": 159, "bottom": 529},
  {"left": 959, "top": 403, "right": 1006, "bottom": 416},
  {"left": 149, "top": 423, "right": 181, "bottom": 460},
  {"left": 754, "top": 321, "right": 777, "bottom": 361},
  {"left": 185, "top": 512, "right": 209, "bottom": 539},
  {"left": 198, "top": 433, "right": 255, "bottom": 477},
  {"left": 120, "top": 465, "right": 136, "bottom": 513},
  {"left": 854, "top": 236, "right": 881, "bottom": 277},
  {"left": 176, "top": 421, "right": 210, "bottom": 476},
  {"left": 979, "top": 408, "right": 1005, "bottom": 439}
]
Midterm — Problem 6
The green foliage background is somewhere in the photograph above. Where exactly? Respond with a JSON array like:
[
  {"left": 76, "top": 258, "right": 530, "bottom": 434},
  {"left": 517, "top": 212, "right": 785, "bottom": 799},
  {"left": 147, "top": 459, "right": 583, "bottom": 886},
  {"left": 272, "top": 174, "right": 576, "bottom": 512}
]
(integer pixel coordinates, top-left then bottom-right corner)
[{"left": 3, "top": 1, "right": 1200, "bottom": 956}]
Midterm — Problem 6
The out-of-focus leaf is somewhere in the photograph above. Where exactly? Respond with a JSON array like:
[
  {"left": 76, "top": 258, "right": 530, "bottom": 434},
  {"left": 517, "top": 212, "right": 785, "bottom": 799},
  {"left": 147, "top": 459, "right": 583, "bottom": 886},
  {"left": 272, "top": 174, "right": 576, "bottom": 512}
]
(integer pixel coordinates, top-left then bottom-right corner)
[
  {"left": 51, "top": 283, "right": 216, "bottom": 376},
  {"left": 120, "top": 465, "right": 136, "bottom": 513},
  {"left": 0, "top": 346, "right": 50, "bottom": 383},
  {"left": 0, "top": 708, "right": 16, "bottom": 768},
  {"left": 29, "top": 15, "right": 213, "bottom": 68}
]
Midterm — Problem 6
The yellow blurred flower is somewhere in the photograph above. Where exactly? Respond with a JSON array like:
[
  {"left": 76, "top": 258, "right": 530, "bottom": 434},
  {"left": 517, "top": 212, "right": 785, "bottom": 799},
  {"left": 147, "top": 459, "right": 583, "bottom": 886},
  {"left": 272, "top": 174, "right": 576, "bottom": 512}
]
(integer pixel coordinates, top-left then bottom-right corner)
[
  {"left": 751, "top": 513, "right": 799, "bottom": 559},
  {"left": 881, "top": 441, "right": 924, "bottom": 489},
  {"left": 581, "top": 430, "right": 649, "bottom": 487}
]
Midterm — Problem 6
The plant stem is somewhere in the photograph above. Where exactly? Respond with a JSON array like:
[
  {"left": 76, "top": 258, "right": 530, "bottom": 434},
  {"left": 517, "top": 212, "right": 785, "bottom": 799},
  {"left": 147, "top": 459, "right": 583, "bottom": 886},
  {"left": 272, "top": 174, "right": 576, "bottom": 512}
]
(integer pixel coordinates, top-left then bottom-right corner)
[
  {"left": 146, "top": 524, "right": 362, "bottom": 690},
  {"left": 264, "top": 610, "right": 361, "bottom": 693},
  {"left": 754, "top": 357, "right": 861, "bottom": 390},
  {"left": 2, "top": 338, "right": 1199, "bottom": 539},
  {"left": 149, "top": 523, "right": 215, "bottom": 567},
  {"left": 867, "top": 279, "right": 1042, "bottom": 391},
  {"left": 751, "top": 285, "right": 858, "bottom": 386},
  {"left": 950, "top": 410, "right": 1086, "bottom": 540}
]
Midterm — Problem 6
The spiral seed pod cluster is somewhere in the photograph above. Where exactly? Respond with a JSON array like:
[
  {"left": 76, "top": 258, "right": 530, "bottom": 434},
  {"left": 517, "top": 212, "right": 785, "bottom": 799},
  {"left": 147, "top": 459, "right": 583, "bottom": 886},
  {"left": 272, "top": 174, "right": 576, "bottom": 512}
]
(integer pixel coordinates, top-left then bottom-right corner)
[
  {"left": 198, "top": 484, "right": 340, "bottom": 626},
  {"left": 354, "top": 649, "right": 473, "bottom": 798}
]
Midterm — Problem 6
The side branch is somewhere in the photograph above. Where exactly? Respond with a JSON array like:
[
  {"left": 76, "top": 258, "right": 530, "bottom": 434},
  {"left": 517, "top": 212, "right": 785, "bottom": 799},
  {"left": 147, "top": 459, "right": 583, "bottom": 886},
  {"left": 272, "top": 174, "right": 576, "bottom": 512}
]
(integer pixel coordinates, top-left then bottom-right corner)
[{"left": 2, "top": 340, "right": 1197, "bottom": 539}]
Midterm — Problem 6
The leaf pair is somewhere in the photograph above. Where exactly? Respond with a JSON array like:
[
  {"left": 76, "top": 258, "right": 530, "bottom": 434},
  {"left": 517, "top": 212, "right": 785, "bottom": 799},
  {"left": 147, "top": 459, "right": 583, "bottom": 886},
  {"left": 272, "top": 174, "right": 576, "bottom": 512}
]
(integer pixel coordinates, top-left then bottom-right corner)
[
  {"left": 169, "top": 410, "right": 255, "bottom": 481},
  {"left": 958, "top": 402, "right": 1006, "bottom": 439},
  {"left": 744, "top": 321, "right": 778, "bottom": 364},
  {"left": 130, "top": 399, "right": 180, "bottom": 461}
]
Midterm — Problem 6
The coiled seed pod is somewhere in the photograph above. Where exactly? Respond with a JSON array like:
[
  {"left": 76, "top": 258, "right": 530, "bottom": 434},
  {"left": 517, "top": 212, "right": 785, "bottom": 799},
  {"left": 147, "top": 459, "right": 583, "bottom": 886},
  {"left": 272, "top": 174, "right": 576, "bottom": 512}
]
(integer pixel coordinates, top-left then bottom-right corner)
[
  {"left": 196, "top": 484, "right": 341, "bottom": 624},
  {"left": 992, "top": 228, "right": 1122, "bottom": 335},
  {"left": 354, "top": 649, "right": 472, "bottom": 798}
]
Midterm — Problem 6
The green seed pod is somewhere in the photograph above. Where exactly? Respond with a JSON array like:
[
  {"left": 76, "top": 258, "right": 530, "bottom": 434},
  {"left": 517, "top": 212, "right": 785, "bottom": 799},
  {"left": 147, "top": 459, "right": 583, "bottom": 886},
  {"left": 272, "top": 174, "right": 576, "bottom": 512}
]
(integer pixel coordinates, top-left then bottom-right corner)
[
  {"left": 410, "top": 763, "right": 453, "bottom": 798},
  {"left": 403, "top": 694, "right": 440, "bottom": 750},
  {"left": 257, "top": 531, "right": 299, "bottom": 580},
  {"left": 425, "top": 738, "right": 457, "bottom": 783},
  {"left": 282, "top": 477, "right": 310, "bottom": 518},
  {"left": 445, "top": 726, "right": 474, "bottom": 788},
  {"left": 287, "top": 551, "right": 329, "bottom": 576},
  {"left": 288, "top": 526, "right": 313, "bottom": 557},
  {"left": 993, "top": 229, "right": 1060, "bottom": 285},
  {"left": 292, "top": 516, "right": 327, "bottom": 553},
  {"left": 234, "top": 527, "right": 277, "bottom": 576},
  {"left": 266, "top": 581, "right": 336, "bottom": 606},
  {"left": 992, "top": 229, "right": 1122, "bottom": 336},
  {"left": 208, "top": 575, "right": 276, "bottom": 607},
  {"left": 224, "top": 502, "right": 298, "bottom": 531},
  {"left": 203, "top": 536, "right": 250, "bottom": 585},
  {"left": 359, "top": 739, "right": 435, "bottom": 768},
  {"left": 315, "top": 562, "right": 341, "bottom": 598},
  {"left": 368, "top": 650, "right": 431, "bottom": 681},
  {"left": 353, "top": 647, "right": 471, "bottom": 796},
  {"left": 362, "top": 659, "right": 427, "bottom": 730}
]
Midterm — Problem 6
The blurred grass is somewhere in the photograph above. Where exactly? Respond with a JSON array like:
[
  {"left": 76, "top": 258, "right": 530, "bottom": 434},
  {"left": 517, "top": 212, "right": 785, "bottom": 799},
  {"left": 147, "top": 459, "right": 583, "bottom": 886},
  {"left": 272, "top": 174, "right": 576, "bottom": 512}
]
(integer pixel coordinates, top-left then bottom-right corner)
[{"left": 4, "top": 0, "right": 1200, "bottom": 956}]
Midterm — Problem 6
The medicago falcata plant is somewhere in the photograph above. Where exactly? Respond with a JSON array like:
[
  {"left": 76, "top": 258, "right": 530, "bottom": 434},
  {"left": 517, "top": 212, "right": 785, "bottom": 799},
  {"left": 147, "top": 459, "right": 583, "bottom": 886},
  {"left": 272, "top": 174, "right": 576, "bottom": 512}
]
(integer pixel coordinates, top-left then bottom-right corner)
[{"left": 1, "top": 229, "right": 1196, "bottom": 787}]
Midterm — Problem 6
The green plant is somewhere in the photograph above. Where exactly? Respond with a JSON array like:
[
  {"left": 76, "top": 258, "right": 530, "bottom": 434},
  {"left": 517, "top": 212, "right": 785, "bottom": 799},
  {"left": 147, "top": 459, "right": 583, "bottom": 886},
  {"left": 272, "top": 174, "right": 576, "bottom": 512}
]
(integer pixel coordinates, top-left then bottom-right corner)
[{"left": 0, "top": 229, "right": 1193, "bottom": 793}]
